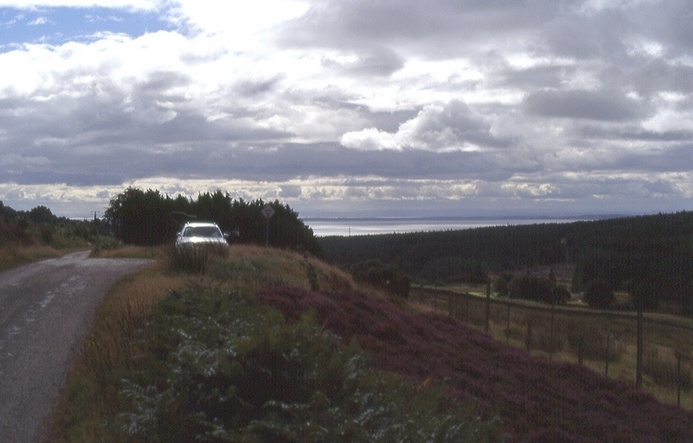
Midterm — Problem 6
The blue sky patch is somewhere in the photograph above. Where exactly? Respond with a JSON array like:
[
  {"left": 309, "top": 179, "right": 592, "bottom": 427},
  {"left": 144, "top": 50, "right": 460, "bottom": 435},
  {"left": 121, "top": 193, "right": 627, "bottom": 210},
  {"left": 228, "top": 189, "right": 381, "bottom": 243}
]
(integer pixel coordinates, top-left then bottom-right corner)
[{"left": 0, "top": 6, "right": 173, "bottom": 46}]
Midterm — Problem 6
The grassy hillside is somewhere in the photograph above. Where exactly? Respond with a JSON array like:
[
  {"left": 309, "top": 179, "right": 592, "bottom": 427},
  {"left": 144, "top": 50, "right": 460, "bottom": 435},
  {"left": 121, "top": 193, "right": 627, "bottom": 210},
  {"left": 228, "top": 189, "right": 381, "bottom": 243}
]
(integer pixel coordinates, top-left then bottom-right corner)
[
  {"left": 48, "top": 245, "right": 693, "bottom": 442},
  {"left": 47, "top": 246, "right": 501, "bottom": 442}
]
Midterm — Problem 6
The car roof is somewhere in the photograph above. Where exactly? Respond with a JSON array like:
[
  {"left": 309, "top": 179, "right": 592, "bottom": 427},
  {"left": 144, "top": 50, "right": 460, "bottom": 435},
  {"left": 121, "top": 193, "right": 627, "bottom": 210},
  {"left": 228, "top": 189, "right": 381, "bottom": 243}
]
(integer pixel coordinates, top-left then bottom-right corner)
[{"left": 183, "top": 221, "right": 220, "bottom": 227}]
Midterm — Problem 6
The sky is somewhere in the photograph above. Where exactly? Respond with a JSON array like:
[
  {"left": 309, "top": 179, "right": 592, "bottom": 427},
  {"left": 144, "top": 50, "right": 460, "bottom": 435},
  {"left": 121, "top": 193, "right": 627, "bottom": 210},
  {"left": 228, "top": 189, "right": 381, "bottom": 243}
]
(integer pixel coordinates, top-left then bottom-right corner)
[{"left": 0, "top": 0, "right": 692, "bottom": 219}]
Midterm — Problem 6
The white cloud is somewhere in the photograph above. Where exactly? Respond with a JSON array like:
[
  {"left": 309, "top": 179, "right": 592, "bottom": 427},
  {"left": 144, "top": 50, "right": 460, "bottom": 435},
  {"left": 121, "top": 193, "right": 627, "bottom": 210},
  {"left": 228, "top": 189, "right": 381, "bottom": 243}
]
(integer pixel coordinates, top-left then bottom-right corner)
[
  {"left": 341, "top": 127, "right": 401, "bottom": 151},
  {"left": 169, "top": 0, "right": 309, "bottom": 46},
  {"left": 27, "top": 16, "right": 47, "bottom": 25},
  {"left": 341, "top": 100, "right": 497, "bottom": 152}
]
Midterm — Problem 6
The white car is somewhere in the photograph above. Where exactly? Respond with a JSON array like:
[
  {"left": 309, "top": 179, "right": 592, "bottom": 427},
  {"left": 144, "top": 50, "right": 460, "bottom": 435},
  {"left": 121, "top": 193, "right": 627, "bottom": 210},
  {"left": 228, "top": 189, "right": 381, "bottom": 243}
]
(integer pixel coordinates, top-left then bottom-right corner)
[{"left": 175, "top": 222, "right": 228, "bottom": 252}]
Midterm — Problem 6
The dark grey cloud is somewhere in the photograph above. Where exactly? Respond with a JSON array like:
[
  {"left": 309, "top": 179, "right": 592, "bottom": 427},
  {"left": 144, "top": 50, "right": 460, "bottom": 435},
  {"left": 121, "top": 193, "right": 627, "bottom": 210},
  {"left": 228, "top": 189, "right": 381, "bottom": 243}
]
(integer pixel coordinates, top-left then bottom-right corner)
[
  {"left": 221, "top": 143, "right": 508, "bottom": 182},
  {"left": 344, "top": 46, "right": 405, "bottom": 77},
  {"left": 625, "top": 59, "right": 693, "bottom": 97},
  {"left": 575, "top": 125, "right": 693, "bottom": 143},
  {"left": 627, "top": 0, "right": 693, "bottom": 56},
  {"left": 234, "top": 76, "right": 283, "bottom": 97},
  {"left": 32, "top": 141, "right": 509, "bottom": 185},
  {"left": 1, "top": 170, "right": 123, "bottom": 187},
  {"left": 490, "top": 64, "right": 567, "bottom": 90},
  {"left": 278, "top": 0, "right": 560, "bottom": 56},
  {"left": 523, "top": 89, "right": 643, "bottom": 121},
  {"left": 541, "top": 11, "right": 631, "bottom": 60}
]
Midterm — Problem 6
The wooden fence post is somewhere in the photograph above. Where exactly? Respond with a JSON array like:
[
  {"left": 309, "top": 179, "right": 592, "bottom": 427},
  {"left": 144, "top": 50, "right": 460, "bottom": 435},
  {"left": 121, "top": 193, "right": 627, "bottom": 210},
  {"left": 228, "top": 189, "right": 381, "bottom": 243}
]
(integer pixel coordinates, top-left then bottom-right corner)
[
  {"left": 485, "top": 281, "right": 491, "bottom": 332},
  {"left": 506, "top": 303, "right": 511, "bottom": 343},
  {"left": 676, "top": 353, "right": 682, "bottom": 407},
  {"left": 549, "top": 301, "right": 555, "bottom": 362},
  {"left": 636, "top": 308, "right": 643, "bottom": 390},
  {"left": 605, "top": 331, "right": 612, "bottom": 377}
]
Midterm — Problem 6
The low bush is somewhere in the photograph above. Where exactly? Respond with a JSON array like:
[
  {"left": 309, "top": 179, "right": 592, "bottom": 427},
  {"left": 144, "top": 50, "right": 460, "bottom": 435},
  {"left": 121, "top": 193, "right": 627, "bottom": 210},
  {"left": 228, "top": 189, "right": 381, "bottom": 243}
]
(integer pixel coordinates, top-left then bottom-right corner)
[
  {"left": 165, "top": 244, "right": 227, "bottom": 273},
  {"left": 583, "top": 278, "right": 615, "bottom": 309},
  {"left": 90, "top": 235, "right": 123, "bottom": 255},
  {"left": 504, "top": 274, "right": 570, "bottom": 305},
  {"left": 492, "top": 273, "right": 513, "bottom": 297},
  {"left": 350, "top": 259, "right": 411, "bottom": 299},
  {"left": 508, "top": 274, "right": 554, "bottom": 303},
  {"left": 118, "top": 285, "right": 501, "bottom": 442}
]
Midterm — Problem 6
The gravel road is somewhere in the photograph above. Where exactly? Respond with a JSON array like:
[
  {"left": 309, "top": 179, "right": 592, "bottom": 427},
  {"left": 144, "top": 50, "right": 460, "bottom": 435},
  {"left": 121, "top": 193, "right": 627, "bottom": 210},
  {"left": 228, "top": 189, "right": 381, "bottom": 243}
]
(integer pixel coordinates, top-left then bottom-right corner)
[{"left": 0, "top": 251, "right": 152, "bottom": 443}]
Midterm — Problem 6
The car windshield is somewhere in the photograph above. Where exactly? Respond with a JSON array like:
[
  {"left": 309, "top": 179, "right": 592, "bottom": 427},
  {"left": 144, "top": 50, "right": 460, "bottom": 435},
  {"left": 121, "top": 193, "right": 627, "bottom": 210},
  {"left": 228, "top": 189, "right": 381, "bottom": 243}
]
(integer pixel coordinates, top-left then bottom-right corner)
[{"left": 184, "top": 226, "right": 222, "bottom": 238}]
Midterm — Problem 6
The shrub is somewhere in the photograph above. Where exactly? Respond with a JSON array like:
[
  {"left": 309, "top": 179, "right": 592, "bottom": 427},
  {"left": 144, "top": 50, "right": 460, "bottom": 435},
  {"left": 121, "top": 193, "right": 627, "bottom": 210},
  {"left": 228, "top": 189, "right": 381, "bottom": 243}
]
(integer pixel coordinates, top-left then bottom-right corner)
[
  {"left": 583, "top": 278, "right": 615, "bottom": 309},
  {"left": 90, "top": 235, "right": 122, "bottom": 255},
  {"left": 553, "top": 284, "right": 571, "bottom": 305},
  {"left": 166, "top": 244, "right": 227, "bottom": 273},
  {"left": 493, "top": 273, "right": 513, "bottom": 297},
  {"left": 40, "top": 227, "right": 54, "bottom": 244},
  {"left": 350, "top": 259, "right": 411, "bottom": 299},
  {"left": 119, "top": 285, "right": 500, "bottom": 442},
  {"left": 508, "top": 274, "right": 554, "bottom": 303},
  {"left": 306, "top": 262, "right": 319, "bottom": 291}
]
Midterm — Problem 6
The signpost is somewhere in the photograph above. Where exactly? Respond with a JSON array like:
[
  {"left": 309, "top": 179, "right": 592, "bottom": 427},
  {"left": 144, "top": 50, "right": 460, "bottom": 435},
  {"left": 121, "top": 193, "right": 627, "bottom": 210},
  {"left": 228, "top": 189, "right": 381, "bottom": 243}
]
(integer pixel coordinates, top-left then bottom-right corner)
[{"left": 262, "top": 204, "right": 275, "bottom": 246}]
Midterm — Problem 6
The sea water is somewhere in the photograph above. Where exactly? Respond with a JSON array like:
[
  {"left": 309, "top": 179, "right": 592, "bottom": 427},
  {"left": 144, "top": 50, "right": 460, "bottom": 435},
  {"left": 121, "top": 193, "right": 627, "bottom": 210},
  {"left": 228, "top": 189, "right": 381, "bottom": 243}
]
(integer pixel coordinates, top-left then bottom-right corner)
[{"left": 305, "top": 217, "right": 585, "bottom": 237}]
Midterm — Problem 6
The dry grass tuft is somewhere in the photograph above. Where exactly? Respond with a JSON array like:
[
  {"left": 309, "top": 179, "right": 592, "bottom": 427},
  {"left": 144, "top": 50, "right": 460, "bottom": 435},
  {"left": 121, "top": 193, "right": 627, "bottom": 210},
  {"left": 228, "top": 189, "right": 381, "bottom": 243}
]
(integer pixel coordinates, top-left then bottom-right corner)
[
  {"left": 0, "top": 245, "right": 62, "bottom": 273},
  {"left": 48, "top": 261, "right": 185, "bottom": 442},
  {"left": 208, "top": 245, "right": 357, "bottom": 294},
  {"left": 80, "top": 263, "right": 183, "bottom": 372}
]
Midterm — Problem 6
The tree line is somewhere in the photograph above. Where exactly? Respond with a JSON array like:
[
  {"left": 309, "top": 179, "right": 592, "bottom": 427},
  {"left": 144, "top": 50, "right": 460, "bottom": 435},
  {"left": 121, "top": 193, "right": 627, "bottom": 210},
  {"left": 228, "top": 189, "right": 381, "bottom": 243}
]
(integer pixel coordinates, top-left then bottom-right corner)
[
  {"left": 319, "top": 212, "right": 693, "bottom": 315},
  {"left": 104, "top": 187, "right": 322, "bottom": 255},
  {"left": 0, "top": 202, "right": 60, "bottom": 225},
  {"left": 0, "top": 201, "right": 98, "bottom": 248}
]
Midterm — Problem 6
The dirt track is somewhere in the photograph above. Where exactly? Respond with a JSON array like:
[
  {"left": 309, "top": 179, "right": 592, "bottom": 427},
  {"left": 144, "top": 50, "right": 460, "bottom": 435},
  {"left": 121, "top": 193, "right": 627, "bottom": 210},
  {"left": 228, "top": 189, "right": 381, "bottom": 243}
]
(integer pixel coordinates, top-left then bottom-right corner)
[{"left": 0, "top": 251, "right": 151, "bottom": 443}]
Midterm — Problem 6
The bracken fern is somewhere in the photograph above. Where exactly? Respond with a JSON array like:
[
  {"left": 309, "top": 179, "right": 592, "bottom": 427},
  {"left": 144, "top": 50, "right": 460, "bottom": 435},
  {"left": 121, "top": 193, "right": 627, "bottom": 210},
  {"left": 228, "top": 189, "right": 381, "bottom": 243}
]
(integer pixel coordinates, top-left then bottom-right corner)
[{"left": 118, "top": 285, "right": 502, "bottom": 442}]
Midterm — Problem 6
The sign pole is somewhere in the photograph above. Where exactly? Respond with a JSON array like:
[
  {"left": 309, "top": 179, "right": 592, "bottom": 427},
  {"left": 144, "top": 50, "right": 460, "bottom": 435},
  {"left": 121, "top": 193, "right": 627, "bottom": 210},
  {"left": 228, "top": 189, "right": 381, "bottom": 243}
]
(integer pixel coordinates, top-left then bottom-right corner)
[{"left": 262, "top": 204, "right": 275, "bottom": 247}]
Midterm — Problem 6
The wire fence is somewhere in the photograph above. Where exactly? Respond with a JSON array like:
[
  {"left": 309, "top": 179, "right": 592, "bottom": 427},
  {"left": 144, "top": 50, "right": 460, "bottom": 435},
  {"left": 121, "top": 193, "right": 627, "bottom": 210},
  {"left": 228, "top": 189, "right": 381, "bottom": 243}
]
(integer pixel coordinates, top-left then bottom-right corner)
[{"left": 410, "top": 287, "right": 693, "bottom": 410}]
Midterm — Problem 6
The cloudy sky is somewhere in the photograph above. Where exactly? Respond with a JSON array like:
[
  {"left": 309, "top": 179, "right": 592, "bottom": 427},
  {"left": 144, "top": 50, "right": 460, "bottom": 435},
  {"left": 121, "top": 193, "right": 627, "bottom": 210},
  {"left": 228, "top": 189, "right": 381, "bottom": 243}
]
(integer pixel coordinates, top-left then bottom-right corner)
[{"left": 1, "top": 0, "right": 692, "bottom": 219}]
